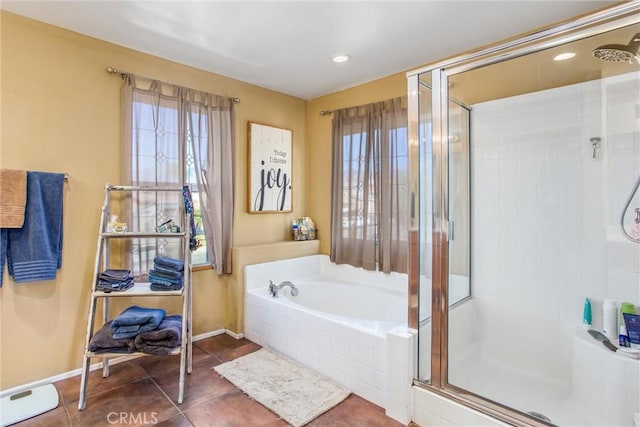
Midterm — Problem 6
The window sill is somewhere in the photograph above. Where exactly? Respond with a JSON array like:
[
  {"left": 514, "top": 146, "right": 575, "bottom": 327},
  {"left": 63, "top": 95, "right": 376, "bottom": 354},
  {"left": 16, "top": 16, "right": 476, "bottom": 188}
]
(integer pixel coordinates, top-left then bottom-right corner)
[{"left": 192, "top": 264, "right": 213, "bottom": 272}]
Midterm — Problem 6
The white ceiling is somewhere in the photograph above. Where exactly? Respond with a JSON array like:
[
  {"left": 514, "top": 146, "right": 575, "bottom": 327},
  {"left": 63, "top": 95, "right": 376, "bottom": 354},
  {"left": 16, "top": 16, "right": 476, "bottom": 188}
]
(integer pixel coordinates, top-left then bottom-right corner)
[{"left": 1, "top": 1, "right": 619, "bottom": 99}]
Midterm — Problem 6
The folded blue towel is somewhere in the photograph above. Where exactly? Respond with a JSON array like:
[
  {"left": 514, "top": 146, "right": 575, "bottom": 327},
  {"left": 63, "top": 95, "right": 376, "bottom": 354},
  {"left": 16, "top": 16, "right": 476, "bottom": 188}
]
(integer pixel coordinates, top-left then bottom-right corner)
[
  {"left": 134, "top": 315, "right": 182, "bottom": 356},
  {"left": 99, "top": 269, "right": 132, "bottom": 282},
  {"left": 5, "top": 172, "right": 64, "bottom": 284},
  {"left": 150, "top": 282, "right": 183, "bottom": 291},
  {"left": 96, "top": 280, "right": 134, "bottom": 292},
  {"left": 110, "top": 305, "right": 166, "bottom": 339},
  {"left": 153, "top": 256, "right": 184, "bottom": 272},
  {"left": 148, "top": 272, "right": 183, "bottom": 285},
  {"left": 150, "top": 265, "right": 183, "bottom": 279}
]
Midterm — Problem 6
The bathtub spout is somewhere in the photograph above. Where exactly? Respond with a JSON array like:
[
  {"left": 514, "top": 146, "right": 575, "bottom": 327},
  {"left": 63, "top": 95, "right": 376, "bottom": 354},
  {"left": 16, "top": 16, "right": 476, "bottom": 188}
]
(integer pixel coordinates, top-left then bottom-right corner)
[{"left": 269, "top": 280, "right": 299, "bottom": 297}]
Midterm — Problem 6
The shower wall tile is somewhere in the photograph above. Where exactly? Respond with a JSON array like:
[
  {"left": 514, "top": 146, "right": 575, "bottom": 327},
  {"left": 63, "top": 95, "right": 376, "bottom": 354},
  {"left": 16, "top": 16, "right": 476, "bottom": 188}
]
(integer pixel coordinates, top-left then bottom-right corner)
[{"left": 469, "top": 71, "right": 640, "bottom": 388}]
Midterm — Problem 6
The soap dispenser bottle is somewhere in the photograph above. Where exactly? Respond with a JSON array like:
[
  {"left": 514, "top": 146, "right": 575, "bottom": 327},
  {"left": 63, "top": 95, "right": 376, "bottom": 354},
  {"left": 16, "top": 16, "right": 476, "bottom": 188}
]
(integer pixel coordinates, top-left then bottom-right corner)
[
  {"left": 602, "top": 299, "right": 618, "bottom": 340},
  {"left": 582, "top": 298, "right": 592, "bottom": 327}
]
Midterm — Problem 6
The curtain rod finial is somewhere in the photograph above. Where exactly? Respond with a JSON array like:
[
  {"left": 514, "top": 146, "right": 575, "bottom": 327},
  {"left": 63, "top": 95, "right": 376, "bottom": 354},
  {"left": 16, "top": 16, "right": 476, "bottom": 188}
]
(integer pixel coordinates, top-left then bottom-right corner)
[{"left": 106, "top": 67, "right": 127, "bottom": 79}]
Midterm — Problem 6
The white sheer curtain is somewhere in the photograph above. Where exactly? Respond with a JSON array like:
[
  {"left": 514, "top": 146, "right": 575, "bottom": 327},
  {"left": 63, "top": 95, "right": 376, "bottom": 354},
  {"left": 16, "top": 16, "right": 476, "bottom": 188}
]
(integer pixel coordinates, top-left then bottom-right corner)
[
  {"left": 185, "top": 90, "right": 235, "bottom": 274},
  {"left": 121, "top": 75, "right": 235, "bottom": 276},
  {"left": 330, "top": 97, "right": 408, "bottom": 274}
]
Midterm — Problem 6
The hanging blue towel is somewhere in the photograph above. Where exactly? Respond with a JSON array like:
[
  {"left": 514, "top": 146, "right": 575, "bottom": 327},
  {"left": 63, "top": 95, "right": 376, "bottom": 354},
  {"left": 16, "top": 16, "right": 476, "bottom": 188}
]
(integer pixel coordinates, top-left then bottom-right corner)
[
  {"left": 110, "top": 305, "right": 166, "bottom": 339},
  {"left": 0, "top": 230, "right": 7, "bottom": 286},
  {"left": 4, "top": 172, "right": 64, "bottom": 284}
]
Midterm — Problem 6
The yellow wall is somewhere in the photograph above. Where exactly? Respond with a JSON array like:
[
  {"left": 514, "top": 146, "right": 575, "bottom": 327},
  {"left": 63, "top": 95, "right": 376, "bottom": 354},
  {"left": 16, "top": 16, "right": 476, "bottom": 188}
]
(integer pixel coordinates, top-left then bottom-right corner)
[
  {"left": 0, "top": 11, "right": 408, "bottom": 390},
  {"left": 0, "top": 11, "right": 310, "bottom": 390}
]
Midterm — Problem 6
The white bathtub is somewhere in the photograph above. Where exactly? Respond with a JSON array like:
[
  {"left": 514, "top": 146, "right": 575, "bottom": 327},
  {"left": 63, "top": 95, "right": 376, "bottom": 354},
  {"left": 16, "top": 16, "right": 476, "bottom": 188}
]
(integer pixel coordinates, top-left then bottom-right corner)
[
  {"left": 244, "top": 255, "right": 414, "bottom": 420},
  {"left": 279, "top": 279, "right": 406, "bottom": 331}
]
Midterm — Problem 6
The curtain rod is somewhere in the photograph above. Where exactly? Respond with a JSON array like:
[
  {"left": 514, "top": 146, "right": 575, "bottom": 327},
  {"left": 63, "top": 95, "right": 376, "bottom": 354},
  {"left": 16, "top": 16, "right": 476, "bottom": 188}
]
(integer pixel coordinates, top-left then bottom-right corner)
[
  {"left": 106, "top": 67, "right": 241, "bottom": 104},
  {"left": 318, "top": 95, "right": 408, "bottom": 116}
]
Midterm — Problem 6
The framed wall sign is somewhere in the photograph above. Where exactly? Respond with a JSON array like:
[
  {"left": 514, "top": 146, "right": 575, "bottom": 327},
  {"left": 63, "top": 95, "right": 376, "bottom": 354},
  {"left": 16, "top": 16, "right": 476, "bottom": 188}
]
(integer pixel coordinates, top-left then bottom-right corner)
[{"left": 248, "top": 122, "right": 293, "bottom": 213}]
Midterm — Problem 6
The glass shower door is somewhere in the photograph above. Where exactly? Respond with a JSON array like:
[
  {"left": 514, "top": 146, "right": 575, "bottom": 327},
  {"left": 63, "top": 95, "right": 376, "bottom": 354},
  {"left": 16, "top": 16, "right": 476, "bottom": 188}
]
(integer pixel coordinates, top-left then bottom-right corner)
[{"left": 411, "top": 8, "right": 640, "bottom": 426}]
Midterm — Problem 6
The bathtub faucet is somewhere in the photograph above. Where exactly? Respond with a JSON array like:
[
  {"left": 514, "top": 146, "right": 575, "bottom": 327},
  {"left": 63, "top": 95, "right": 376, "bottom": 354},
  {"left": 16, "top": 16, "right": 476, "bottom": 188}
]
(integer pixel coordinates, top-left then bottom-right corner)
[{"left": 269, "top": 280, "right": 299, "bottom": 297}]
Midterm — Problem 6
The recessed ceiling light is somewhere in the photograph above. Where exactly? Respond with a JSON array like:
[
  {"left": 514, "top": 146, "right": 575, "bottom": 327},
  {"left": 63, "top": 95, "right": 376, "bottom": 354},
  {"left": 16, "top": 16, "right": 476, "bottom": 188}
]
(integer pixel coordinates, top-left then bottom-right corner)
[
  {"left": 332, "top": 54, "right": 351, "bottom": 63},
  {"left": 554, "top": 52, "right": 576, "bottom": 61}
]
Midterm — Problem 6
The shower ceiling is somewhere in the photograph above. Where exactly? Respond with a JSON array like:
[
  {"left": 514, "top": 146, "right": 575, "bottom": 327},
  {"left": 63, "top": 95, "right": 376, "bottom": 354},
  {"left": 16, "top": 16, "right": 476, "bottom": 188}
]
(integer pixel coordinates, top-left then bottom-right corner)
[{"left": 448, "top": 24, "right": 640, "bottom": 105}]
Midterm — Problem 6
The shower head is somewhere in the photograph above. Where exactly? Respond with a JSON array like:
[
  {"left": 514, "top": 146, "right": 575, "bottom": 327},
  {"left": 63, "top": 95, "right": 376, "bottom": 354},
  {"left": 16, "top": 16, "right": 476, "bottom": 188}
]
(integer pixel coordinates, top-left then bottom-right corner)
[{"left": 593, "top": 33, "right": 640, "bottom": 64}]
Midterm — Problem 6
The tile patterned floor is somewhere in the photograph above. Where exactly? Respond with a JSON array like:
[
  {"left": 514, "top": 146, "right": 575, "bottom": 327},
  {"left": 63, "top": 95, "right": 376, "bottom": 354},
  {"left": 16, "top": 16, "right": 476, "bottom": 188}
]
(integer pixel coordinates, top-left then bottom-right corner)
[{"left": 13, "top": 334, "right": 406, "bottom": 426}]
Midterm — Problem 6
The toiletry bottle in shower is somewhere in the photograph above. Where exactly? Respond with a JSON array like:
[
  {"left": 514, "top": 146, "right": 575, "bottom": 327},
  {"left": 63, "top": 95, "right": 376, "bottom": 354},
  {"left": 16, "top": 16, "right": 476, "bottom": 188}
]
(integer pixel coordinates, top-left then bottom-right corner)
[
  {"left": 619, "top": 302, "right": 635, "bottom": 347},
  {"left": 582, "top": 298, "right": 592, "bottom": 327},
  {"left": 602, "top": 299, "right": 618, "bottom": 340}
]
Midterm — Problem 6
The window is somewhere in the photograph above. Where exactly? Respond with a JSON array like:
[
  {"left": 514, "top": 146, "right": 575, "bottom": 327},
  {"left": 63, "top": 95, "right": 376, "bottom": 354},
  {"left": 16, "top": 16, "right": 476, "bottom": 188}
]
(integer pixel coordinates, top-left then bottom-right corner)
[
  {"left": 123, "top": 76, "right": 235, "bottom": 276},
  {"left": 340, "top": 127, "right": 409, "bottom": 239},
  {"left": 127, "top": 100, "right": 208, "bottom": 273},
  {"left": 331, "top": 97, "right": 409, "bottom": 274}
]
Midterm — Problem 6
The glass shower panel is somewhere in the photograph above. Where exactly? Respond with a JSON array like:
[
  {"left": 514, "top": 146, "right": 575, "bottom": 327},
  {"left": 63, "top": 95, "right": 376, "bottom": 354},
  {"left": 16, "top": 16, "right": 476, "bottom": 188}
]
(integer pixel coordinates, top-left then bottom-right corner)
[{"left": 417, "top": 75, "right": 433, "bottom": 381}]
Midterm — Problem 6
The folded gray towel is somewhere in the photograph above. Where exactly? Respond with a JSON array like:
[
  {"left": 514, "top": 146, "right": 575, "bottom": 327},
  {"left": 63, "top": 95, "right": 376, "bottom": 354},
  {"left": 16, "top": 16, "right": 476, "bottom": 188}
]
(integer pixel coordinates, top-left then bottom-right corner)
[
  {"left": 89, "top": 321, "right": 135, "bottom": 353},
  {"left": 134, "top": 315, "right": 182, "bottom": 356}
]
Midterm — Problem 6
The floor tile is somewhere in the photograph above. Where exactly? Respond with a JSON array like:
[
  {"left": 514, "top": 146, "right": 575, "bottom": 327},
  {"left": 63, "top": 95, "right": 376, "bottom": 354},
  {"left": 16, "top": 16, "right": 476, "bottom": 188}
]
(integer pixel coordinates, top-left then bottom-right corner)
[
  {"left": 195, "top": 336, "right": 261, "bottom": 362},
  {"left": 11, "top": 405, "right": 70, "bottom": 427},
  {"left": 215, "top": 341, "right": 262, "bottom": 362},
  {"left": 184, "top": 390, "right": 289, "bottom": 427},
  {"left": 308, "top": 394, "right": 404, "bottom": 427},
  {"left": 56, "top": 359, "right": 149, "bottom": 406},
  {"left": 20, "top": 334, "right": 406, "bottom": 427},
  {"left": 155, "top": 414, "right": 194, "bottom": 426},
  {"left": 193, "top": 334, "right": 240, "bottom": 352},
  {"left": 152, "top": 354, "right": 236, "bottom": 411},
  {"left": 194, "top": 335, "right": 252, "bottom": 353},
  {"left": 67, "top": 378, "right": 179, "bottom": 427}
]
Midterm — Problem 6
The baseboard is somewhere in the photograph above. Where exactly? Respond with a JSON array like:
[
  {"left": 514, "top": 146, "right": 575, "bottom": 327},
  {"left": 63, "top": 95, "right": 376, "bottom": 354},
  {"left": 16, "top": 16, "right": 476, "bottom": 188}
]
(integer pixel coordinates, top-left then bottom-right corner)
[
  {"left": 225, "top": 329, "right": 245, "bottom": 339},
  {"left": 0, "top": 328, "right": 229, "bottom": 399}
]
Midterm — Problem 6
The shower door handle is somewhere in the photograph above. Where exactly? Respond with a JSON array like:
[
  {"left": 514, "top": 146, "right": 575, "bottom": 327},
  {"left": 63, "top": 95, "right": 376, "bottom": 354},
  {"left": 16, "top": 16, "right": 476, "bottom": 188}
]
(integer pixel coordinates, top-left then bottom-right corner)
[{"left": 448, "top": 220, "right": 454, "bottom": 241}]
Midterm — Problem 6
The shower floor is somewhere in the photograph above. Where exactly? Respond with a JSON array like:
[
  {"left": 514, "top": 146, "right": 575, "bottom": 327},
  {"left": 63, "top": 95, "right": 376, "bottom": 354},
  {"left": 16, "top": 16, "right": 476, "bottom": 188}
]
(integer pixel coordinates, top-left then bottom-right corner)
[{"left": 447, "top": 342, "right": 609, "bottom": 426}]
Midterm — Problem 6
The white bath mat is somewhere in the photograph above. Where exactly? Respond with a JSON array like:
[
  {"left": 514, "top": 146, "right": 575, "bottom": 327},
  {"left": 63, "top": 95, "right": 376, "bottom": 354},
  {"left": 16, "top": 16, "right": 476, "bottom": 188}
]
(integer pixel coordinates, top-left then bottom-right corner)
[{"left": 213, "top": 348, "right": 350, "bottom": 426}]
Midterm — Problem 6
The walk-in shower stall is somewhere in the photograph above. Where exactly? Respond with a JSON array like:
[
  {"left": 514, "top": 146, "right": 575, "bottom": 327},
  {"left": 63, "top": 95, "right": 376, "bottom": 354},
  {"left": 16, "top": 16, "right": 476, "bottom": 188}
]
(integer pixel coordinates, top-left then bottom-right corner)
[{"left": 408, "top": 3, "right": 640, "bottom": 426}]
